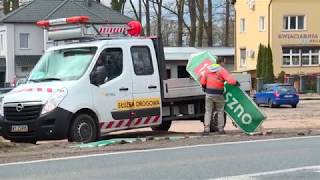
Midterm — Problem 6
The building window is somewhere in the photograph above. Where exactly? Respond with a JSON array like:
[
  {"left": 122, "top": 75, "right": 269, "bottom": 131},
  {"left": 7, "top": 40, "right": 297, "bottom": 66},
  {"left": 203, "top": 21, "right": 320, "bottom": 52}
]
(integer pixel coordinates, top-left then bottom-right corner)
[
  {"left": 259, "top": 16, "right": 265, "bottom": 31},
  {"left": 240, "top": 48, "right": 246, "bottom": 67},
  {"left": 131, "top": 46, "right": 154, "bottom": 75},
  {"left": 240, "top": 18, "right": 246, "bottom": 33},
  {"left": 177, "top": 65, "right": 190, "bottom": 78},
  {"left": 283, "top": 15, "right": 305, "bottom": 31},
  {"left": 282, "top": 47, "right": 319, "bottom": 66},
  {"left": 19, "top": 33, "right": 29, "bottom": 49},
  {"left": 21, "top": 66, "right": 31, "bottom": 72}
]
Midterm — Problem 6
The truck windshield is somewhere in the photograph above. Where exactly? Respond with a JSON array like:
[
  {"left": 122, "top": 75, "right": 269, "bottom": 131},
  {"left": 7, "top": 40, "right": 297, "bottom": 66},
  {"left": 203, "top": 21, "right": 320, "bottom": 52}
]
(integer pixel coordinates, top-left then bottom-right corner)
[{"left": 28, "top": 47, "right": 97, "bottom": 82}]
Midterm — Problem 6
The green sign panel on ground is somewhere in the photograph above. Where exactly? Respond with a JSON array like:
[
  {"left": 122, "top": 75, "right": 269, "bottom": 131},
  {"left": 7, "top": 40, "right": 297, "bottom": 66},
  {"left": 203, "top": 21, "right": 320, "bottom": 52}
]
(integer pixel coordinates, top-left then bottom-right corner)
[{"left": 224, "top": 83, "right": 266, "bottom": 133}]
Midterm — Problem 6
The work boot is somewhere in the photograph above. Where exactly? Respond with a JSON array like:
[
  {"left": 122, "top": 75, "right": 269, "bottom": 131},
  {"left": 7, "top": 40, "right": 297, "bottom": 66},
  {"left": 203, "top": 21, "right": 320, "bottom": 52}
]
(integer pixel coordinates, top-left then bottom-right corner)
[{"left": 202, "top": 131, "right": 210, "bottom": 136}]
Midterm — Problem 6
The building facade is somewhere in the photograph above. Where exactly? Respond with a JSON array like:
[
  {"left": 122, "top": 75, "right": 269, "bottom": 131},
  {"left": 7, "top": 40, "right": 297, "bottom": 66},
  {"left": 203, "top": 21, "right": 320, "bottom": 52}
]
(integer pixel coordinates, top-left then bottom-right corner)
[{"left": 234, "top": 0, "right": 320, "bottom": 79}]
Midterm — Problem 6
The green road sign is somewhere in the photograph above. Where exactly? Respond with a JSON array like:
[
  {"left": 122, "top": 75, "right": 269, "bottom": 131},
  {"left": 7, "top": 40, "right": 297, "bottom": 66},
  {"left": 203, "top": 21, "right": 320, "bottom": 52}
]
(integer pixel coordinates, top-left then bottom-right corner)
[
  {"left": 224, "top": 83, "right": 267, "bottom": 133},
  {"left": 186, "top": 51, "right": 217, "bottom": 83}
]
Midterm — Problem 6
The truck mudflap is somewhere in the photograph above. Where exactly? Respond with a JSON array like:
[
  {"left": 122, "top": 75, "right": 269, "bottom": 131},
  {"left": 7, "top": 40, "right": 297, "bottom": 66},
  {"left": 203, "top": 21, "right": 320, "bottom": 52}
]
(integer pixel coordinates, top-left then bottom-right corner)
[{"left": 0, "top": 107, "right": 73, "bottom": 141}]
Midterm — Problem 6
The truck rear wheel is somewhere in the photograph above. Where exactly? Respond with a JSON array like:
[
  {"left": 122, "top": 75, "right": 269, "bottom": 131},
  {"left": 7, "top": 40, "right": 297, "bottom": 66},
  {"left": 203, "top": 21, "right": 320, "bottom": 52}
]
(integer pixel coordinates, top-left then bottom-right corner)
[
  {"left": 68, "top": 114, "right": 97, "bottom": 143},
  {"left": 209, "top": 112, "right": 226, "bottom": 132},
  {"left": 151, "top": 120, "right": 172, "bottom": 131}
]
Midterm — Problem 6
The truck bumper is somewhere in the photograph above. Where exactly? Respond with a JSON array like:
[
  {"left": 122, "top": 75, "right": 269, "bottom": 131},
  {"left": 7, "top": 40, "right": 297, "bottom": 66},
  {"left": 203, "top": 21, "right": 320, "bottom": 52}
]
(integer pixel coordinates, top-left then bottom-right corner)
[{"left": 0, "top": 107, "right": 73, "bottom": 141}]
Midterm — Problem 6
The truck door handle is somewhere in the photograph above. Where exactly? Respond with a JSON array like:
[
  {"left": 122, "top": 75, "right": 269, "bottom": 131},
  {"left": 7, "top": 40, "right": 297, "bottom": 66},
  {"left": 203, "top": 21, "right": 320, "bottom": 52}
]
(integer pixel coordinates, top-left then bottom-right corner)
[
  {"left": 148, "top": 85, "right": 157, "bottom": 89},
  {"left": 119, "top": 87, "right": 129, "bottom": 91}
]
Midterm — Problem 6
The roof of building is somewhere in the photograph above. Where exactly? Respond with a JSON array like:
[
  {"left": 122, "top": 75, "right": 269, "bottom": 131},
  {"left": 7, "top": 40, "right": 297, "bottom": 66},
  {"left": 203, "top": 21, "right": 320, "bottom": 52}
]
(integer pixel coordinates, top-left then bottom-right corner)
[
  {"left": 0, "top": 0, "right": 131, "bottom": 24},
  {"left": 164, "top": 47, "right": 235, "bottom": 61}
]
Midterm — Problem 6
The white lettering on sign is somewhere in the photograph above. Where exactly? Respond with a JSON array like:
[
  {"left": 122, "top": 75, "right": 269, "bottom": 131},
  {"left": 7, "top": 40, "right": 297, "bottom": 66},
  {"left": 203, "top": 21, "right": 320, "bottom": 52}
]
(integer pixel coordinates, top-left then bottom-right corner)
[{"left": 225, "top": 92, "right": 252, "bottom": 125}]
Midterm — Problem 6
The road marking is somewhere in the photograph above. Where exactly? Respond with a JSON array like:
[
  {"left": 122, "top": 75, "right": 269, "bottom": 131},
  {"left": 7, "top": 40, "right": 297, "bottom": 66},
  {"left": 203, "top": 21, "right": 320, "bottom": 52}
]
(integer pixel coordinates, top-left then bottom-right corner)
[
  {"left": 211, "top": 165, "right": 320, "bottom": 179},
  {"left": 0, "top": 135, "right": 320, "bottom": 167}
]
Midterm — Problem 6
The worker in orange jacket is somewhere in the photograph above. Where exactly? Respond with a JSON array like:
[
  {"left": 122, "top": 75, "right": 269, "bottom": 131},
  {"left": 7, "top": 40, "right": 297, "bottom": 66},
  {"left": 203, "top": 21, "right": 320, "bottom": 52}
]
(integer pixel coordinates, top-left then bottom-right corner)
[{"left": 200, "top": 59, "right": 239, "bottom": 135}]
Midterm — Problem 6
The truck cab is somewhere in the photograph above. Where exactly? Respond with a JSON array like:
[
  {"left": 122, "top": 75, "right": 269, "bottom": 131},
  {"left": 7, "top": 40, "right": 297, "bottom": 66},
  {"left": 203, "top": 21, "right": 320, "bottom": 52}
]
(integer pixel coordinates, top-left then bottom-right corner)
[{"left": 0, "top": 34, "right": 168, "bottom": 143}]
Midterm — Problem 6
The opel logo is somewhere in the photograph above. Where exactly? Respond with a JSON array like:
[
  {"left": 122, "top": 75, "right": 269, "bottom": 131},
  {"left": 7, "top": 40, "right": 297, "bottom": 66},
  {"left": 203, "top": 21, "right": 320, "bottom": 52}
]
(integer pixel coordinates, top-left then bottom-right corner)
[{"left": 16, "top": 104, "right": 24, "bottom": 112}]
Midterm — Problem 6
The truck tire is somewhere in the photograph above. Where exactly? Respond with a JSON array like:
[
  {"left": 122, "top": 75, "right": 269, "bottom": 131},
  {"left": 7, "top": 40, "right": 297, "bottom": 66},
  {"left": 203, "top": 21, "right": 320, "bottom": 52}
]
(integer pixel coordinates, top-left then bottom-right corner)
[
  {"left": 68, "top": 114, "right": 97, "bottom": 143},
  {"left": 151, "top": 120, "right": 172, "bottom": 131},
  {"left": 209, "top": 112, "right": 226, "bottom": 132}
]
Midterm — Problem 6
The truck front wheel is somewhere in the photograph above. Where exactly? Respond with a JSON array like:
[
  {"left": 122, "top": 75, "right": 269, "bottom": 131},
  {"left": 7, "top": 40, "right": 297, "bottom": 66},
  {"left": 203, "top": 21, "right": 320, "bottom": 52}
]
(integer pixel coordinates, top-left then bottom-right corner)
[
  {"left": 68, "top": 114, "right": 97, "bottom": 143},
  {"left": 151, "top": 120, "right": 172, "bottom": 131}
]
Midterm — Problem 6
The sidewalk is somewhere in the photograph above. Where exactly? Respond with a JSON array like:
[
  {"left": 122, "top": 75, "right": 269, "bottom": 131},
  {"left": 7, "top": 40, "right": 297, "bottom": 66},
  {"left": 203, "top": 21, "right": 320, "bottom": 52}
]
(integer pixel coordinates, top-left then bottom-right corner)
[{"left": 298, "top": 93, "right": 320, "bottom": 100}]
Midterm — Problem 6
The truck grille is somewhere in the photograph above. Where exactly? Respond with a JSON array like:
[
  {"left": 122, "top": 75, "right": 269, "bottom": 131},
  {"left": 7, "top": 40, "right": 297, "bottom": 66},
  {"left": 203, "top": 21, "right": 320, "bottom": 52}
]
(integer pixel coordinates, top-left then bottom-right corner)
[{"left": 4, "top": 105, "right": 42, "bottom": 121}]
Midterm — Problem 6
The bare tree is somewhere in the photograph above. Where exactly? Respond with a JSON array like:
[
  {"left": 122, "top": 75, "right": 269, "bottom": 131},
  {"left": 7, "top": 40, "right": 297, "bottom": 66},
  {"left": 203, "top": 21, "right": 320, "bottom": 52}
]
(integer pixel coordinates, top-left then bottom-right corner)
[
  {"left": 143, "top": 0, "right": 151, "bottom": 36},
  {"left": 207, "top": 0, "right": 213, "bottom": 47},
  {"left": 176, "top": 0, "right": 185, "bottom": 46},
  {"left": 129, "top": 0, "right": 139, "bottom": 20},
  {"left": 151, "top": 0, "right": 163, "bottom": 37},
  {"left": 188, "top": 0, "right": 197, "bottom": 47},
  {"left": 224, "top": 0, "right": 230, "bottom": 46},
  {"left": 197, "top": 0, "right": 205, "bottom": 47}
]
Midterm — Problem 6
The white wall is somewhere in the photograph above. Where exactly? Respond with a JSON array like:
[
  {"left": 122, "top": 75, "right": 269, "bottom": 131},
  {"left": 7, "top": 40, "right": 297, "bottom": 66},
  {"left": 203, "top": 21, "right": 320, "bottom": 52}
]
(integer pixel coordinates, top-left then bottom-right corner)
[
  {"left": 0, "top": 26, "right": 6, "bottom": 57},
  {"left": 5, "top": 24, "right": 15, "bottom": 82},
  {"left": 14, "top": 24, "right": 44, "bottom": 55}
]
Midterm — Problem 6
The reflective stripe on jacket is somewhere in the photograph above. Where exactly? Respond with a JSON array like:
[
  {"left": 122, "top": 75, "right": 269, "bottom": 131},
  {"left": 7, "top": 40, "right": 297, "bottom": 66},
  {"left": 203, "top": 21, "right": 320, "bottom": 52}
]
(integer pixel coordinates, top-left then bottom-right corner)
[{"left": 200, "top": 64, "right": 237, "bottom": 95}]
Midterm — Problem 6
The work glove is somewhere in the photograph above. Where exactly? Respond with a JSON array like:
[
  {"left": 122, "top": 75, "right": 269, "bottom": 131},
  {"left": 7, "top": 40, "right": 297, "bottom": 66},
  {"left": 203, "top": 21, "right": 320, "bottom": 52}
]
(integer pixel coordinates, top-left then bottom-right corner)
[{"left": 202, "top": 85, "right": 206, "bottom": 91}]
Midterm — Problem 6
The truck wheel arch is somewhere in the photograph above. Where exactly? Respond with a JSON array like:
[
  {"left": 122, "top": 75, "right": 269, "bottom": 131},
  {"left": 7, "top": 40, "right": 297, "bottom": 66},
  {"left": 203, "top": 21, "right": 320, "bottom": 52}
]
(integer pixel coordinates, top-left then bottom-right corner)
[{"left": 69, "top": 108, "right": 100, "bottom": 140}]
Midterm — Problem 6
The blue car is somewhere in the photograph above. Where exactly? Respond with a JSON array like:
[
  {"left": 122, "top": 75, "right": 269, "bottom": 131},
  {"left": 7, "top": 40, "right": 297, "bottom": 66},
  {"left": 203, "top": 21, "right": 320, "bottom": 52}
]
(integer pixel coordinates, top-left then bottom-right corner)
[{"left": 253, "top": 83, "right": 299, "bottom": 108}]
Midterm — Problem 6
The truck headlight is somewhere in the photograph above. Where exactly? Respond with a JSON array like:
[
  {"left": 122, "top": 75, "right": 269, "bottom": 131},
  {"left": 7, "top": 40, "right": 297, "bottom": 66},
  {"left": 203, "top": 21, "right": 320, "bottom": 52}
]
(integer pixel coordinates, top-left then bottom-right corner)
[{"left": 41, "top": 88, "right": 67, "bottom": 115}]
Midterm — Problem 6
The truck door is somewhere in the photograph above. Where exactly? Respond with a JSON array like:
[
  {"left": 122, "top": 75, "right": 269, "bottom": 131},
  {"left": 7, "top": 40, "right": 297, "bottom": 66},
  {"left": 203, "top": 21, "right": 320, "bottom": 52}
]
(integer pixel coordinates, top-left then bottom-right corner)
[
  {"left": 91, "top": 47, "right": 134, "bottom": 134},
  {"left": 130, "top": 45, "right": 162, "bottom": 128}
]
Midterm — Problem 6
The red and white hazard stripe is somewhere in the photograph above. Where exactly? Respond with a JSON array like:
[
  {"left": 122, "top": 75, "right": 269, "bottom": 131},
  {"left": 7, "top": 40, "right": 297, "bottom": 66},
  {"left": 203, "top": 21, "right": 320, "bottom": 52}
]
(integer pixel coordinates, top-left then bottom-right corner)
[
  {"left": 99, "top": 27, "right": 127, "bottom": 35},
  {"left": 100, "top": 115, "right": 161, "bottom": 130}
]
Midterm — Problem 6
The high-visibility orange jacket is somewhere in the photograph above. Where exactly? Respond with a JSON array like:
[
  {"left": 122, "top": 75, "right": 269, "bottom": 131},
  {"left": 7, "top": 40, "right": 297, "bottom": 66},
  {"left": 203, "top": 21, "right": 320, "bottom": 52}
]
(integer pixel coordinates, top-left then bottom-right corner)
[{"left": 200, "top": 64, "right": 237, "bottom": 95}]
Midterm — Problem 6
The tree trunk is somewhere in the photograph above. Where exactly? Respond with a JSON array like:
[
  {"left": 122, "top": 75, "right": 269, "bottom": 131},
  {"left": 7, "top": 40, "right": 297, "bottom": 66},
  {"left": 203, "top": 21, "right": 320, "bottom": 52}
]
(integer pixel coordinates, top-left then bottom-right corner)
[
  {"left": 139, "top": 0, "right": 142, "bottom": 22},
  {"left": 224, "top": 0, "right": 230, "bottom": 46},
  {"left": 129, "top": 0, "right": 139, "bottom": 20},
  {"left": 157, "top": 0, "right": 163, "bottom": 37},
  {"left": 145, "top": 0, "right": 151, "bottom": 36},
  {"left": 207, "top": 0, "right": 213, "bottom": 47},
  {"left": 197, "top": 0, "right": 204, "bottom": 47},
  {"left": 177, "top": 0, "right": 185, "bottom": 46},
  {"left": 188, "top": 0, "right": 196, "bottom": 47}
]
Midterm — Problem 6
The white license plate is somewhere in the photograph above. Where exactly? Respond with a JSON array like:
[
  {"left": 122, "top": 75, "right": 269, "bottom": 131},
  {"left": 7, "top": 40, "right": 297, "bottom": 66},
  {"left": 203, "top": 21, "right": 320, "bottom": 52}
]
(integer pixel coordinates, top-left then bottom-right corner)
[
  {"left": 284, "top": 95, "right": 293, "bottom": 98},
  {"left": 11, "top": 125, "right": 28, "bottom": 132}
]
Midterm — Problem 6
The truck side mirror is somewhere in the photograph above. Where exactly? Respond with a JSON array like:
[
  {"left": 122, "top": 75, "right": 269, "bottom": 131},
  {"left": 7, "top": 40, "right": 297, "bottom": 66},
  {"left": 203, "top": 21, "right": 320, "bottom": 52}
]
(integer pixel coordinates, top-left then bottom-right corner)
[{"left": 90, "top": 66, "right": 107, "bottom": 86}]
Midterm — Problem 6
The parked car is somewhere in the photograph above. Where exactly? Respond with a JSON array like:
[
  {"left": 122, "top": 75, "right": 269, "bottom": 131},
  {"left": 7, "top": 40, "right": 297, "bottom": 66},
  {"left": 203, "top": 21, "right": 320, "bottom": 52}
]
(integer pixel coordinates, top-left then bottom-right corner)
[{"left": 253, "top": 83, "right": 299, "bottom": 108}]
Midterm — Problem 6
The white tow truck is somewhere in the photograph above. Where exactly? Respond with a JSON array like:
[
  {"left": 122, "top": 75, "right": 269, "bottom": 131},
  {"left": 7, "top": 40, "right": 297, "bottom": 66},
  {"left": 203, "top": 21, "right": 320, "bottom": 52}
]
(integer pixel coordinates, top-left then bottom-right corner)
[{"left": 0, "top": 16, "right": 251, "bottom": 143}]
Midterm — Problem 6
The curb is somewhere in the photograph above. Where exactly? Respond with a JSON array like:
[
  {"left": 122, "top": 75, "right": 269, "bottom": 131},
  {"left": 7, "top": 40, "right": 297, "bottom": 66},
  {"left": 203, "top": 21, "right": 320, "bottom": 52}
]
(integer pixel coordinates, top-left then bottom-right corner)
[{"left": 299, "top": 97, "right": 320, "bottom": 100}]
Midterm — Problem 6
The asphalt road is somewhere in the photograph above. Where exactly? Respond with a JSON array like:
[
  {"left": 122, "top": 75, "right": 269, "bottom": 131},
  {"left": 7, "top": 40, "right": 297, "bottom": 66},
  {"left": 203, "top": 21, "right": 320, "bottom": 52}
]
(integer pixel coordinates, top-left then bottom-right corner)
[{"left": 1, "top": 136, "right": 320, "bottom": 180}]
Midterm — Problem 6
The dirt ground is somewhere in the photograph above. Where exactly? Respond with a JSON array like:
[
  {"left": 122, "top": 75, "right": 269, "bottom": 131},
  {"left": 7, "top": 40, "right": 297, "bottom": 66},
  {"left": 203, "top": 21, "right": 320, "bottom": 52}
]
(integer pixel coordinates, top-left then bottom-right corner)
[{"left": 0, "top": 100, "right": 319, "bottom": 164}]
